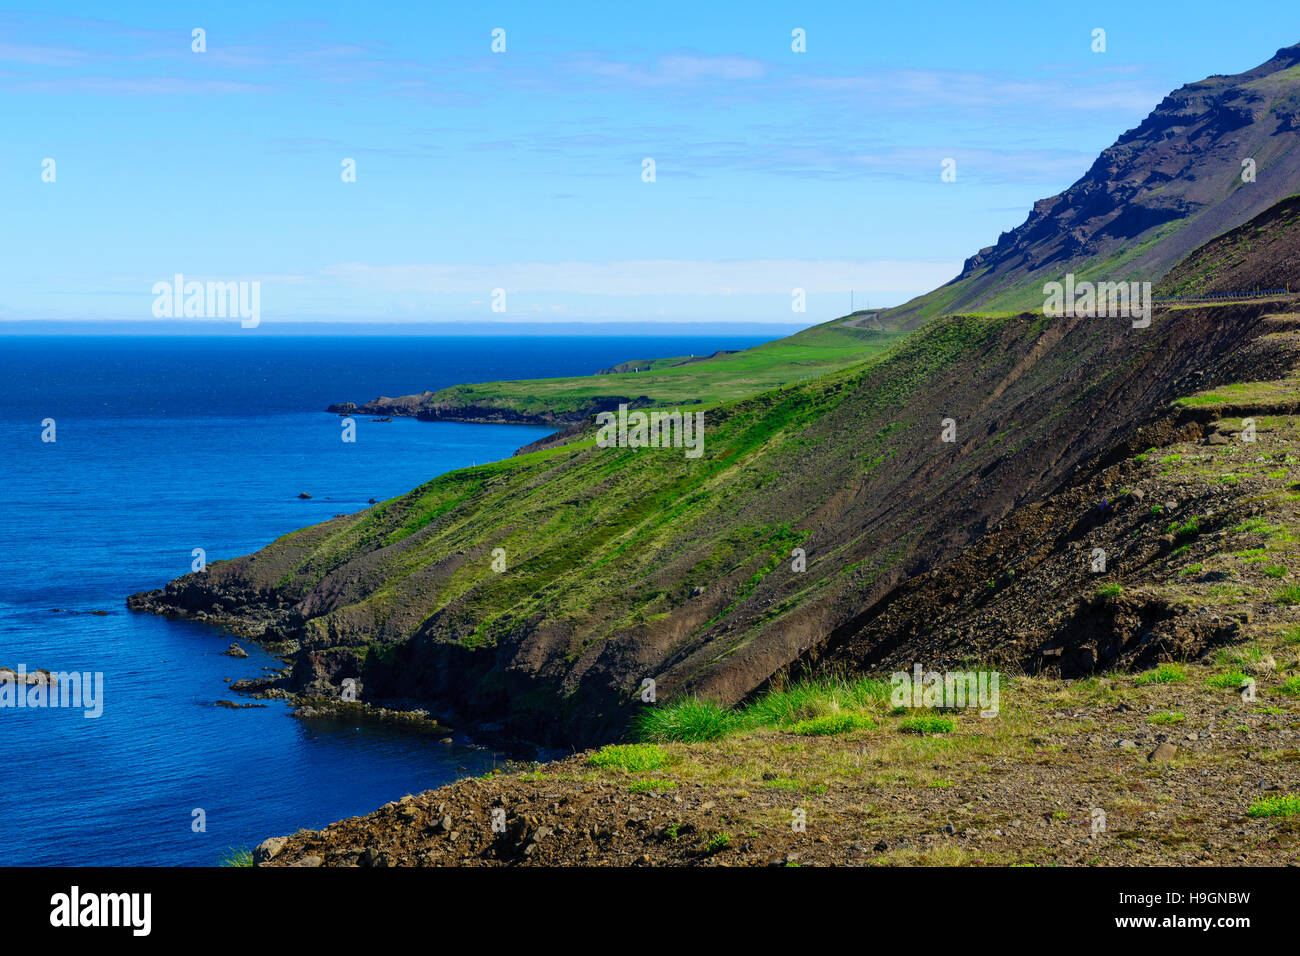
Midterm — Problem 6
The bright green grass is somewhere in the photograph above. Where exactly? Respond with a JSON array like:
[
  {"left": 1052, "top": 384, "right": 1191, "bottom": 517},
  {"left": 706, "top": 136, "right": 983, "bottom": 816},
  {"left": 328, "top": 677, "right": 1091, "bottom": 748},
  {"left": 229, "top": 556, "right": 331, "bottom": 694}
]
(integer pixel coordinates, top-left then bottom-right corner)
[
  {"left": 1246, "top": 794, "right": 1300, "bottom": 818},
  {"left": 788, "top": 712, "right": 877, "bottom": 736},
  {"left": 1136, "top": 663, "right": 1187, "bottom": 686},
  {"left": 1274, "top": 584, "right": 1300, "bottom": 605},
  {"left": 703, "top": 831, "right": 732, "bottom": 853},
  {"left": 419, "top": 322, "right": 907, "bottom": 420},
  {"left": 632, "top": 676, "right": 892, "bottom": 743},
  {"left": 1280, "top": 676, "right": 1300, "bottom": 698},
  {"left": 742, "top": 676, "right": 892, "bottom": 728},
  {"left": 220, "top": 848, "right": 254, "bottom": 867},
  {"left": 897, "top": 715, "right": 956, "bottom": 734},
  {"left": 587, "top": 743, "right": 673, "bottom": 773},
  {"left": 1168, "top": 517, "right": 1203, "bottom": 541},
  {"left": 1148, "top": 711, "right": 1186, "bottom": 725},
  {"left": 633, "top": 697, "right": 743, "bottom": 743},
  {"left": 1234, "top": 517, "right": 1281, "bottom": 534},
  {"left": 1206, "top": 669, "right": 1252, "bottom": 689}
]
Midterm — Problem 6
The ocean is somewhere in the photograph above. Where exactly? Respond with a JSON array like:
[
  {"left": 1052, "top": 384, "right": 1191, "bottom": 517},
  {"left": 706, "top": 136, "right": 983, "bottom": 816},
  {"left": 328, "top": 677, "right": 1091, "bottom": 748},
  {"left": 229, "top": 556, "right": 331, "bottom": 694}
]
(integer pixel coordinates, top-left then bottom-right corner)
[{"left": 0, "top": 332, "right": 774, "bottom": 865}]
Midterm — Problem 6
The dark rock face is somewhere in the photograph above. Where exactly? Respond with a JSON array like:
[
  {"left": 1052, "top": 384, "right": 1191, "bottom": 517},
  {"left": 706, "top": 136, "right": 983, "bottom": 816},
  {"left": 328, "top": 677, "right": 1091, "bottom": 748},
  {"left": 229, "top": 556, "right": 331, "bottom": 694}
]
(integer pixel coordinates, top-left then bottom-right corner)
[
  {"left": 889, "top": 43, "right": 1300, "bottom": 326},
  {"left": 813, "top": 314, "right": 1300, "bottom": 683},
  {"left": 126, "top": 572, "right": 297, "bottom": 641}
]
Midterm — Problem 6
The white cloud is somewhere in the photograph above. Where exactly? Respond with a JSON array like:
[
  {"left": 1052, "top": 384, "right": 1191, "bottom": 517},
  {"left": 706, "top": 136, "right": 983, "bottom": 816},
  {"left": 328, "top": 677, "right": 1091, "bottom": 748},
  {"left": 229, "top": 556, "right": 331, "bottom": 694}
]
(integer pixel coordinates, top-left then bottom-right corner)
[
  {"left": 789, "top": 66, "right": 1165, "bottom": 114},
  {"left": 576, "top": 53, "right": 767, "bottom": 86},
  {"left": 0, "top": 40, "right": 89, "bottom": 66}
]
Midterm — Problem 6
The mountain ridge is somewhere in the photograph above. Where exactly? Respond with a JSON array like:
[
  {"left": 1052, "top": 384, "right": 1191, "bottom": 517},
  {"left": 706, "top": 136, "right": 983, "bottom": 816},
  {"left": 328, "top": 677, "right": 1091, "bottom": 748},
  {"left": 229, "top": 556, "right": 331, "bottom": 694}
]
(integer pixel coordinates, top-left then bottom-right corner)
[{"left": 885, "top": 43, "right": 1300, "bottom": 326}]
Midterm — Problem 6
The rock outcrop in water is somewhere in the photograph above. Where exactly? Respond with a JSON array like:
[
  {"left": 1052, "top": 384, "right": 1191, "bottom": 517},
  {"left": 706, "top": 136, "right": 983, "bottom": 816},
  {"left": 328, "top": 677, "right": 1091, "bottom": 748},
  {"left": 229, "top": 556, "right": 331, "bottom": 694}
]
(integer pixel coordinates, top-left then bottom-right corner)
[{"left": 328, "top": 392, "right": 652, "bottom": 427}]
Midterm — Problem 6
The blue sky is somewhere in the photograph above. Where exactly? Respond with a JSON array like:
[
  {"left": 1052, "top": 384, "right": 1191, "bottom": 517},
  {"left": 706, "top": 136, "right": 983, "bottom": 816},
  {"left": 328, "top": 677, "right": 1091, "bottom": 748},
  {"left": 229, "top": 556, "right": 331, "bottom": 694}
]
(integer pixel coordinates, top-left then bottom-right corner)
[{"left": 5, "top": 1, "right": 1299, "bottom": 325}]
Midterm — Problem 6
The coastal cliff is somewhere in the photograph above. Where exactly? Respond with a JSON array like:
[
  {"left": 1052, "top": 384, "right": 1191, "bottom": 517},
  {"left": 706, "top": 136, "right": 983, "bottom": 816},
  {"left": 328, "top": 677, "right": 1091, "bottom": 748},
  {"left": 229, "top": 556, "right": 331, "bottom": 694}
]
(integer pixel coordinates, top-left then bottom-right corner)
[{"left": 130, "top": 298, "right": 1297, "bottom": 748}]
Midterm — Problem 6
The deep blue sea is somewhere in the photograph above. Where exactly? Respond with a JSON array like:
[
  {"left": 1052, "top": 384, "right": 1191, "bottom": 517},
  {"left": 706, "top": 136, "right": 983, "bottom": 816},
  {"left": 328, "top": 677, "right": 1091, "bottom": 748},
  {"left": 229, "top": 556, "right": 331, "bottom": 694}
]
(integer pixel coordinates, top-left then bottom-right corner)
[{"left": 0, "top": 332, "right": 773, "bottom": 865}]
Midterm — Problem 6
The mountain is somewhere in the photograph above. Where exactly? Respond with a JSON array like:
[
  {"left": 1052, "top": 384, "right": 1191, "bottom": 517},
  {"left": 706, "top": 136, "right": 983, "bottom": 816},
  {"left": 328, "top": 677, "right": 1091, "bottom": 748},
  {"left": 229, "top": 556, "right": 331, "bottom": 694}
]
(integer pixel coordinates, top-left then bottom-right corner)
[
  {"left": 886, "top": 43, "right": 1300, "bottom": 326},
  {"left": 130, "top": 295, "right": 1293, "bottom": 746},
  {"left": 1156, "top": 193, "right": 1300, "bottom": 295},
  {"left": 129, "top": 43, "right": 1300, "bottom": 753}
]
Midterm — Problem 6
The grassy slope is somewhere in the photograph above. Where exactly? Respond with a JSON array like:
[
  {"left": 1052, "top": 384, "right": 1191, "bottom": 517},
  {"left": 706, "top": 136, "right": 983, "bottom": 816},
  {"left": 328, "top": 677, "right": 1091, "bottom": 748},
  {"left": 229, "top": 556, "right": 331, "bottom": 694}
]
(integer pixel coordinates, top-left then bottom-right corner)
[
  {"left": 1156, "top": 194, "right": 1300, "bottom": 297},
  {"left": 884, "top": 221, "right": 1187, "bottom": 328},
  {"left": 176, "top": 314, "right": 1022, "bottom": 743},
  {"left": 398, "top": 322, "right": 906, "bottom": 420},
  {"left": 260, "top": 327, "right": 1300, "bottom": 867},
  {"left": 177, "top": 299, "right": 1287, "bottom": 749},
  {"left": 273, "top": 320, "right": 978, "bottom": 645}
]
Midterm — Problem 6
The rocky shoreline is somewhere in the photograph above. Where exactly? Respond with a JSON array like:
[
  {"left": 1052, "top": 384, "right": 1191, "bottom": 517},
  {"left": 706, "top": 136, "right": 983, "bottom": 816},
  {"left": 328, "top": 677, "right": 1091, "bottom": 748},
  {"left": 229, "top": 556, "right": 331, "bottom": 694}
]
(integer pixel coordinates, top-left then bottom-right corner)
[
  {"left": 250, "top": 659, "right": 1300, "bottom": 867},
  {"left": 123, "top": 585, "right": 548, "bottom": 759},
  {"left": 325, "top": 395, "right": 635, "bottom": 429},
  {"left": 0, "top": 667, "right": 58, "bottom": 687}
]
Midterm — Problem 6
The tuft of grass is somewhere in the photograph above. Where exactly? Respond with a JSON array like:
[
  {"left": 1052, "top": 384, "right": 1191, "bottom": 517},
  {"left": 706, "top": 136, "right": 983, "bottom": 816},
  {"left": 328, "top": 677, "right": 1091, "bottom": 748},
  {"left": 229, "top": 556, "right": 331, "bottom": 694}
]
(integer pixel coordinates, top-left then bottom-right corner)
[
  {"left": 627, "top": 778, "right": 677, "bottom": 793},
  {"left": 587, "top": 743, "right": 673, "bottom": 773},
  {"left": 744, "top": 676, "right": 892, "bottom": 728},
  {"left": 1168, "top": 517, "right": 1203, "bottom": 541},
  {"left": 1233, "top": 517, "right": 1280, "bottom": 535},
  {"left": 1206, "top": 669, "right": 1251, "bottom": 689},
  {"left": 1264, "top": 564, "right": 1289, "bottom": 579},
  {"left": 1246, "top": 794, "right": 1300, "bottom": 818},
  {"left": 633, "top": 697, "right": 742, "bottom": 743},
  {"left": 633, "top": 676, "right": 892, "bottom": 742},
  {"left": 1096, "top": 583, "right": 1124, "bottom": 599},
  {"left": 220, "top": 848, "right": 254, "bottom": 867},
  {"left": 1135, "top": 663, "right": 1187, "bottom": 686},
  {"left": 1279, "top": 676, "right": 1300, "bottom": 698},
  {"left": 1148, "top": 711, "right": 1186, "bottom": 725},
  {"left": 702, "top": 831, "right": 732, "bottom": 853},
  {"left": 788, "top": 712, "right": 876, "bottom": 736},
  {"left": 1274, "top": 584, "right": 1300, "bottom": 605},
  {"left": 898, "top": 714, "right": 955, "bottom": 734},
  {"left": 1215, "top": 644, "right": 1265, "bottom": 667}
]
